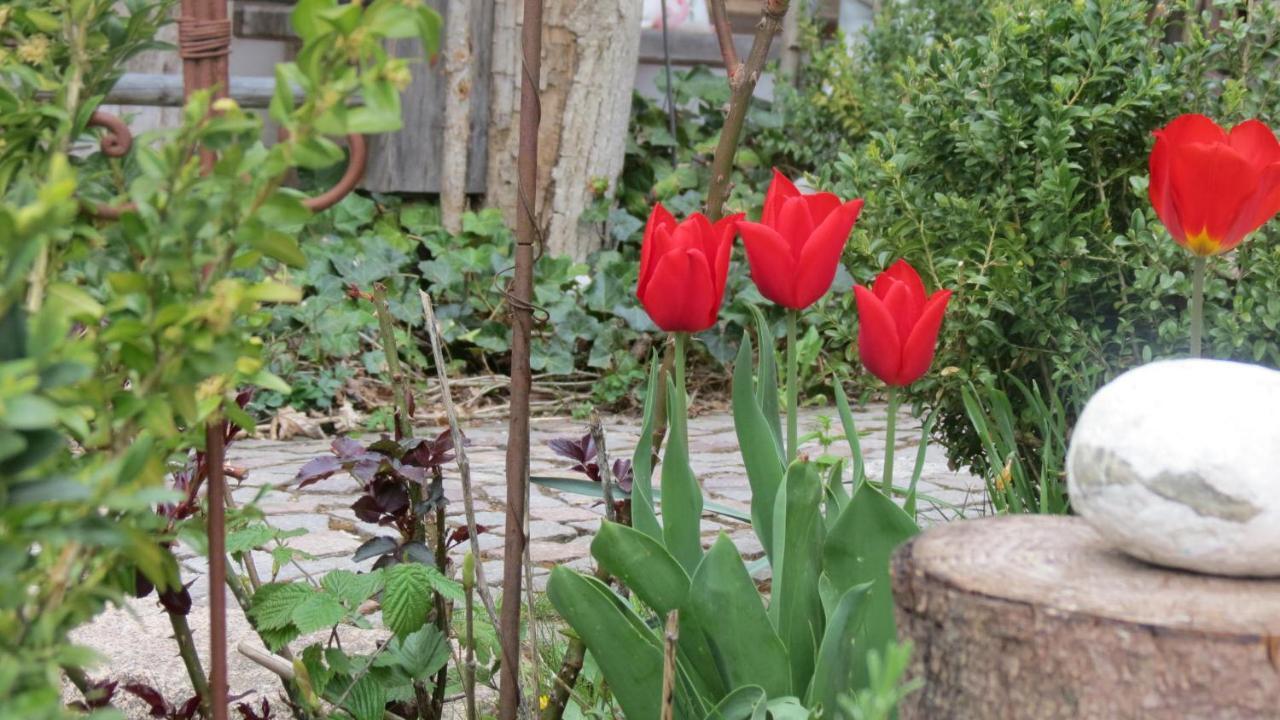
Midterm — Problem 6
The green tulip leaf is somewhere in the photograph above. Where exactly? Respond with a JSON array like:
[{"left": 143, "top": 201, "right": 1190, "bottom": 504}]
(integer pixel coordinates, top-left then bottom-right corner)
[
  {"left": 823, "top": 482, "right": 919, "bottom": 690},
  {"left": 661, "top": 354, "right": 703, "bottom": 573},
  {"left": 591, "top": 520, "right": 690, "bottom": 614},
  {"left": 703, "top": 685, "right": 767, "bottom": 720},
  {"left": 547, "top": 567, "right": 666, "bottom": 719},
  {"left": 631, "top": 352, "right": 663, "bottom": 541},
  {"left": 807, "top": 582, "right": 872, "bottom": 712},
  {"left": 769, "top": 460, "right": 825, "bottom": 693},
  {"left": 833, "top": 377, "right": 867, "bottom": 485},
  {"left": 732, "top": 330, "right": 786, "bottom": 563},
  {"left": 688, "top": 535, "right": 791, "bottom": 698}
]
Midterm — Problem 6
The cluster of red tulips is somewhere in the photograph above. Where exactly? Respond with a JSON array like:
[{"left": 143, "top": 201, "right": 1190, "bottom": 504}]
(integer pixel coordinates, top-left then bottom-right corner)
[{"left": 636, "top": 169, "right": 951, "bottom": 393}]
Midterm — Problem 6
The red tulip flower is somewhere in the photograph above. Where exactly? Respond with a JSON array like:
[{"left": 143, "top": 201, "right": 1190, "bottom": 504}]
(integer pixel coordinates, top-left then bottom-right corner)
[
  {"left": 636, "top": 203, "right": 741, "bottom": 333},
  {"left": 854, "top": 260, "right": 951, "bottom": 387},
  {"left": 1149, "top": 114, "right": 1280, "bottom": 256},
  {"left": 736, "top": 169, "right": 865, "bottom": 310}
]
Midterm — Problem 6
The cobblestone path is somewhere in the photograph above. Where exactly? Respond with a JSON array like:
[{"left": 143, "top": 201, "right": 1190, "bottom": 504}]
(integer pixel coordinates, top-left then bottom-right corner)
[{"left": 71, "top": 406, "right": 984, "bottom": 716}]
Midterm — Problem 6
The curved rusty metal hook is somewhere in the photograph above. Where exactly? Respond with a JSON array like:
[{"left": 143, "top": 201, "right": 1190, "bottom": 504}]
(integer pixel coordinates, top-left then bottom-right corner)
[
  {"left": 303, "top": 133, "right": 367, "bottom": 211},
  {"left": 89, "top": 110, "right": 134, "bottom": 157}
]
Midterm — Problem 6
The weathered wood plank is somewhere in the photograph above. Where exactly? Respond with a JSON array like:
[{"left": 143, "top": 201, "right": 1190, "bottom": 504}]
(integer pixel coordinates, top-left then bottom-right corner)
[{"left": 361, "top": 0, "right": 492, "bottom": 194}]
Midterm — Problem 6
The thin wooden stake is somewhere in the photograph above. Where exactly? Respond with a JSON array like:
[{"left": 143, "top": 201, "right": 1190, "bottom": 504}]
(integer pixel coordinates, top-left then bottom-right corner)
[
  {"left": 660, "top": 610, "right": 679, "bottom": 720},
  {"left": 419, "top": 291, "right": 501, "bottom": 631},
  {"left": 500, "top": 0, "right": 543, "bottom": 715}
]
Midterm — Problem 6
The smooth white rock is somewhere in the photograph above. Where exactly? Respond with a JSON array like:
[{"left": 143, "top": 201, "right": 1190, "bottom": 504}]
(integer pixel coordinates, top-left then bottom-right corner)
[{"left": 1067, "top": 359, "right": 1280, "bottom": 576}]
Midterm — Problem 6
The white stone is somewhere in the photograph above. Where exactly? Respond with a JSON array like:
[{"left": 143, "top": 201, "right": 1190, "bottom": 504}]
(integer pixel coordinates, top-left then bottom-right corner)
[{"left": 1067, "top": 359, "right": 1280, "bottom": 576}]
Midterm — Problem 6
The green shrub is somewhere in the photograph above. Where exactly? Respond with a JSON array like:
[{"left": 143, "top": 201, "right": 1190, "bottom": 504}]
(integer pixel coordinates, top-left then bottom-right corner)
[{"left": 791, "top": 0, "right": 1280, "bottom": 482}]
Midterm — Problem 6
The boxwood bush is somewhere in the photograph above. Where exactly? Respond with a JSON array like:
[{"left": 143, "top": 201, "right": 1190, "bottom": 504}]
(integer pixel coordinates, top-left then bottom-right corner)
[{"left": 787, "top": 0, "right": 1280, "bottom": 480}]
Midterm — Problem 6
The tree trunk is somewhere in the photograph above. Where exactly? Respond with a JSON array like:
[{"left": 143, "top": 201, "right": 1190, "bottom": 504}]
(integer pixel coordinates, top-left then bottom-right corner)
[
  {"left": 892, "top": 516, "right": 1280, "bottom": 720},
  {"left": 486, "top": 0, "right": 642, "bottom": 260},
  {"left": 440, "top": 0, "right": 473, "bottom": 233}
]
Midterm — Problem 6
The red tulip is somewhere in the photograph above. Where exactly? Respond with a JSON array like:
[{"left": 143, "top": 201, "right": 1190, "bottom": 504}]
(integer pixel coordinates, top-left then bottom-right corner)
[
  {"left": 736, "top": 169, "right": 865, "bottom": 310},
  {"left": 853, "top": 260, "right": 951, "bottom": 387},
  {"left": 1149, "top": 114, "right": 1280, "bottom": 256},
  {"left": 636, "top": 203, "right": 741, "bottom": 333}
]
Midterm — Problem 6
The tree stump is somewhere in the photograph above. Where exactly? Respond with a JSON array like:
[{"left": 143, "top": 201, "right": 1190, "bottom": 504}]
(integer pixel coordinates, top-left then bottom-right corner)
[{"left": 892, "top": 516, "right": 1280, "bottom": 720}]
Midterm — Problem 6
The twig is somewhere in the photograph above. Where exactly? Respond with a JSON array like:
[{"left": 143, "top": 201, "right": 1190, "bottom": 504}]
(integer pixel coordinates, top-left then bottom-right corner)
[
  {"left": 660, "top": 611, "right": 679, "bottom": 720},
  {"left": 419, "top": 290, "right": 501, "bottom": 632},
  {"left": 371, "top": 282, "right": 413, "bottom": 440},
  {"left": 591, "top": 411, "right": 615, "bottom": 524},
  {"left": 706, "top": 0, "right": 791, "bottom": 220},
  {"left": 237, "top": 642, "right": 409, "bottom": 720},
  {"left": 708, "top": 0, "right": 742, "bottom": 78},
  {"left": 169, "top": 612, "right": 212, "bottom": 716}
]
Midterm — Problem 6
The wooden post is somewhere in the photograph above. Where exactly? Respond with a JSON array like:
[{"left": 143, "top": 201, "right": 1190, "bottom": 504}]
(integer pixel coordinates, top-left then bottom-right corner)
[
  {"left": 440, "top": 0, "right": 473, "bottom": 233},
  {"left": 892, "top": 516, "right": 1280, "bottom": 719}
]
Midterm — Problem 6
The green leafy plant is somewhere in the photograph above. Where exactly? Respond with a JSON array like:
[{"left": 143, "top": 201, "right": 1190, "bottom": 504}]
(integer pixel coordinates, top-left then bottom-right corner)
[
  {"left": 790, "top": 0, "right": 1280, "bottom": 490},
  {"left": 547, "top": 305, "right": 925, "bottom": 719}
]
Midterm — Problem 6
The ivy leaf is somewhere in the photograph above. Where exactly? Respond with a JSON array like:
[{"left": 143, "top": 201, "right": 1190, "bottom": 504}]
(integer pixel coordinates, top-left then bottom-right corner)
[
  {"left": 249, "top": 582, "right": 313, "bottom": 630},
  {"left": 291, "top": 591, "right": 346, "bottom": 633},
  {"left": 381, "top": 563, "right": 432, "bottom": 638}
]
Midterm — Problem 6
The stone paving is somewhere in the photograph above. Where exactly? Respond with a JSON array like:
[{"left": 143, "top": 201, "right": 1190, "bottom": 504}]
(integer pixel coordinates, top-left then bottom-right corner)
[{"left": 70, "top": 405, "right": 984, "bottom": 716}]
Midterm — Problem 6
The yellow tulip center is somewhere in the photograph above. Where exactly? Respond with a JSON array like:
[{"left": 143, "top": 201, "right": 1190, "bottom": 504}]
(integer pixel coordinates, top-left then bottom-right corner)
[{"left": 1184, "top": 229, "right": 1222, "bottom": 256}]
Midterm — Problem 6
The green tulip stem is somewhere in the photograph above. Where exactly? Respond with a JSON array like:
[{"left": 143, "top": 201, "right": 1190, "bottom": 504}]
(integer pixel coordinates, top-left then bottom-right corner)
[
  {"left": 1190, "top": 255, "right": 1207, "bottom": 359},
  {"left": 882, "top": 386, "right": 899, "bottom": 494},
  {"left": 674, "top": 332, "right": 687, "bottom": 394},
  {"left": 785, "top": 309, "right": 799, "bottom": 464}
]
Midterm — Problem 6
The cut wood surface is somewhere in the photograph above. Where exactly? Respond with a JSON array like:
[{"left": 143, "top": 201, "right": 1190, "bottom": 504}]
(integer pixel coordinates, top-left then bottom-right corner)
[{"left": 893, "top": 515, "right": 1280, "bottom": 720}]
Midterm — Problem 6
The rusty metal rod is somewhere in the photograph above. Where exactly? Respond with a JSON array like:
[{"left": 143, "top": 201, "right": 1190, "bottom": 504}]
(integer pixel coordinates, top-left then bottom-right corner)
[{"left": 498, "top": 0, "right": 543, "bottom": 715}]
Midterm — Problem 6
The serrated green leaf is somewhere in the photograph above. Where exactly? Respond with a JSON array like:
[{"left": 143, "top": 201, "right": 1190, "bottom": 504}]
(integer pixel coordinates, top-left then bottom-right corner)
[
  {"left": 250, "top": 582, "right": 314, "bottom": 630},
  {"left": 382, "top": 563, "right": 432, "bottom": 637},
  {"left": 340, "top": 674, "right": 386, "bottom": 720},
  {"left": 291, "top": 591, "right": 346, "bottom": 633},
  {"left": 322, "top": 569, "right": 384, "bottom": 606}
]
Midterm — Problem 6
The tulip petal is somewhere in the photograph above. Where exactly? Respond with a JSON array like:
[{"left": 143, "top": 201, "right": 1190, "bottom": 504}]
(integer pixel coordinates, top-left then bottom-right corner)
[
  {"left": 880, "top": 279, "right": 922, "bottom": 345},
  {"left": 1149, "top": 132, "right": 1185, "bottom": 243},
  {"left": 778, "top": 196, "right": 816, "bottom": 259},
  {"left": 640, "top": 247, "right": 717, "bottom": 333},
  {"left": 1159, "top": 114, "right": 1227, "bottom": 146},
  {"left": 804, "top": 191, "right": 843, "bottom": 226},
  {"left": 896, "top": 289, "right": 951, "bottom": 387},
  {"left": 1228, "top": 119, "right": 1280, "bottom": 172},
  {"left": 854, "top": 284, "right": 902, "bottom": 387},
  {"left": 874, "top": 259, "right": 926, "bottom": 307},
  {"left": 711, "top": 213, "right": 743, "bottom": 306},
  {"left": 762, "top": 168, "right": 801, "bottom": 227},
  {"left": 792, "top": 199, "right": 862, "bottom": 309},
  {"left": 639, "top": 203, "right": 676, "bottom": 297},
  {"left": 739, "top": 221, "right": 799, "bottom": 308},
  {"left": 1168, "top": 140, "right": 1259, "bottom": 250},
  {"left": 1242, "top": 163, "right": 1280, "bottom": 240}
]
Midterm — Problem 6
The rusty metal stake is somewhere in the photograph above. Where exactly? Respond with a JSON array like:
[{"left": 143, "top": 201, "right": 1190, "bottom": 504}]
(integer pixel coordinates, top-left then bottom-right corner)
[{"left": 499, "top": 0, "right": 543, "bottom": 716}]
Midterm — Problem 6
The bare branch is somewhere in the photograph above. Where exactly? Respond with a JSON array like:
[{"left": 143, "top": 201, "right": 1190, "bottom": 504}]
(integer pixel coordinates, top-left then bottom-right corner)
[{"left": 708, "top": 0, "right": 742, "bottom": 79}]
